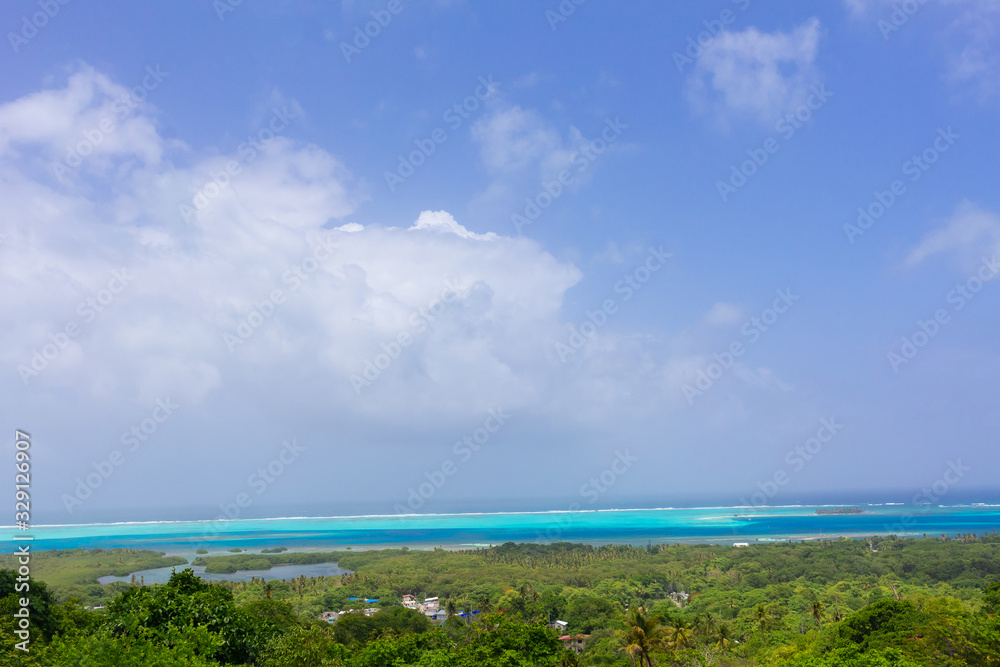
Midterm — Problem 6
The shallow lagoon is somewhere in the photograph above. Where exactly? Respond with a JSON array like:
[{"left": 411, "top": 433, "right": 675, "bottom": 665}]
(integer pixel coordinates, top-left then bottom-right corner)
[
  {"left": 6, "top": 504, "right": 1000, "bottom": 553},
  {"left": 98, "top": 561, "right": 350, "bottom": 585}
]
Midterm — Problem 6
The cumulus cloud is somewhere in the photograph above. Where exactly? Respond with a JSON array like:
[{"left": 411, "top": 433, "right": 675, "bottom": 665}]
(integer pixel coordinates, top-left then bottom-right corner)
[
  {"left": 0, "top": 65, "right": 807, "bottom": 514},
  {"left": 408, "top": 209, "right": 498, "bottom": 241},
  {"left": 0, "top": 67, "right": 587, "bottom": 421},
  {"left": 687, "top": 19, "right": 822, "bottom": 126}
]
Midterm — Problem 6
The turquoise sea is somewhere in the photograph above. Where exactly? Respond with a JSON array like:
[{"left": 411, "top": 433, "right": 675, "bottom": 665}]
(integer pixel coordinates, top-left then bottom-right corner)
[{"left": 5, "top": 504, "right": 1000, "bottom": 556}]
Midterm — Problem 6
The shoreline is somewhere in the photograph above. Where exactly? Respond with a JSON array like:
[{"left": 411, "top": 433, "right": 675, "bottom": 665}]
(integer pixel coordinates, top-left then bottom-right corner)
[
  {"left": 8, "top": 500, "right": 1000, "bottom": 530},
  {"left": 4, "top": 503, "right": 998, "bottom": 555},
  {"left": 76, "top": 527, "right": 1000, "bottom": 562},
  {"left": 68, "top": 528, "right": 998, "bottom": 586}
]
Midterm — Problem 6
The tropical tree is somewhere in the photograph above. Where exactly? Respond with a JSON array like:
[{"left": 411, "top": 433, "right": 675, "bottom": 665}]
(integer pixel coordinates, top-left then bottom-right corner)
[
  {"left": 702, "top": 612, "right": 718, "bottom": 638},
  {"left": 715, "top": 623, "right": 733, "bottom": 653},
  {"left": 561, "top": 649, "right": 582, "bottom": 667},
  {"left": 462, "top": 601, "right": 473, "bottom": 626},
  {"left": 618, "top": 606, "right": 666, "bottom": 667},
  {"left": 754, "top": 604, "right": 769, "bottom": 647},
  {"left": 668, "top": 617, "right": 692, "bottom": 651},
  {"left": 812, "top": 599, "right": 826, "bottom": 628}
]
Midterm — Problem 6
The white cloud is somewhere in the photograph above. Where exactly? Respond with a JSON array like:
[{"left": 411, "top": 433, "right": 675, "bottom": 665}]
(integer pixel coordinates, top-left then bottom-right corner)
[
  {"left": 0, "top": 64, "right": 166, "bottom": 174},
  {"left": 468, "top": 100, "right": 623, "bottom": 220},
  {"left": 846, "top": 0, "right": 1000, "bottom": 101},
  {"left": 0, "top": 68, "right": 585, "bottom": 422},
  {"left": 905, "top": 200, "right": 1000, "bottom": 269},
  {"left": 408, "top": 209, "right": 497, "bottom": 241},
  {"left": 512, "top": 72, "right": 544, "bottom": 89},
  {"left": 842, "top": 0, "right": 893, "bottom": 17},
  {"left": 943, "top": 0, "right": 1000, "bottom": 100},
  {"left": 0, "top": 66, "right": 813, "bottom": 512},
  {"left": 703, "top": 302, "right": 745, "bottom": 327},
  {"left": 471, "top": 105, "right": 563, "bottom": 174},
  {"left": 687, "top": 19, "right": 822, "bottom": 125},
  {"left": 733, "top": 364, "right": 794, "bottom": 393}
]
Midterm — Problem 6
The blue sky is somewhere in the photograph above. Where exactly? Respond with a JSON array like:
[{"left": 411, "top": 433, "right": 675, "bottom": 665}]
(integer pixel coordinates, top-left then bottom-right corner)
[{"left": 2, "top": 0, "right": 998, "bottom": 523}]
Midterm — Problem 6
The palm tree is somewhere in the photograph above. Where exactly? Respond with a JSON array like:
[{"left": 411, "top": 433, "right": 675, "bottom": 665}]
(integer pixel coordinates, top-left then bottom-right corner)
[
  {"left": 669, "top": 618, "right": 692, "bottom": 650},
  {"left": 715, "top": 623, "right": 733, "bottom": 653},
  {"left": 811, "top": 600, "right": 825, "bottom": 628},
  {"left": 702, "top": 612, "right": 718, "bottom": 637},
  {"left": 296, "top": 576, "right": 306, "bottom": 605},
  {"left": 518, "top": 583, "right": 540, "bottom": 610},
  {"left": 754, "top": 604, "right": 768, "bottom": 647},
  {"left": 462, "top": 602, "right": 472, "bottom": 625},
  {"left": 477, "top": 593, "right": 493, "bottom": 614},
  {"left": 445, "top": 598, "right": 458, "bottom": 618},
  {"left": 264, "top": 583, "right": 273, "bottom": 600},
  {"left": 618, "top": 606, "right": 666, "bottom": 667}
]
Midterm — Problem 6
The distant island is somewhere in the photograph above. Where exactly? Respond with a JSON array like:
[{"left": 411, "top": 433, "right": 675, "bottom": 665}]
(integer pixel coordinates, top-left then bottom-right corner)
[{"left": 815, "top": 506, "right": 864, "bottom": 515}]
